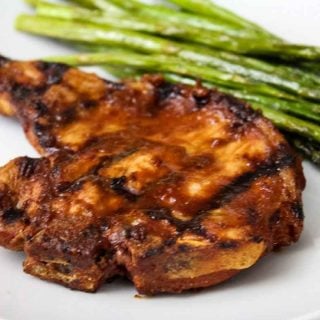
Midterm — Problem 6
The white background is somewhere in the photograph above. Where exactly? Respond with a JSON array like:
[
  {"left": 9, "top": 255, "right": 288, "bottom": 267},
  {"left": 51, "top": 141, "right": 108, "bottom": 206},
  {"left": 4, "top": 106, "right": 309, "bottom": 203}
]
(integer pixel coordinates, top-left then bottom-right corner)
[{"left": 0, "top": 1, "right": 320, "bottom": 320}]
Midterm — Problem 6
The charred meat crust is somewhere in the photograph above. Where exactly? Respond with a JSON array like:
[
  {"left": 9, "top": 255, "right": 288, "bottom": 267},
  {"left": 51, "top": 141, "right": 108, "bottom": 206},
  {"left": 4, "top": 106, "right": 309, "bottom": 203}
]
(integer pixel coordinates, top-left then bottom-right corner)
[
  {"left": 1, "top": 208, "right": 24, "bottom": 225},
  {"left": 0, "top": 59, "right": 305, "bottom": 294}
]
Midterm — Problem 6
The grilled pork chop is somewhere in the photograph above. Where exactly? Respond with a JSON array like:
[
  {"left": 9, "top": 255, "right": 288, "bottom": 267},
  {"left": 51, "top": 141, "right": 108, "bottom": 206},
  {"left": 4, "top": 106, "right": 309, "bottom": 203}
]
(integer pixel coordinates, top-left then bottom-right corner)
[{"left": 0, "top": 56, "right": 305, "bottom": 294}]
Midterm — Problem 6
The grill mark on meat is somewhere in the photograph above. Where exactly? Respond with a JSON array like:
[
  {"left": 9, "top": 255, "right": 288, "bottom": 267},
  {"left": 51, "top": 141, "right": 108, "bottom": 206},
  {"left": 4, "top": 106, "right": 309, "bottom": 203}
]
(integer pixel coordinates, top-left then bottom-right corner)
[
  {"left": 1, "top": 207, "right": 24, "bottom": 224},
  {"left": 19, "top": 157, "right": 40, "bottom": 178},
  {"left": 251, "top": 235, "right": 264, "bottom": 243},
  {"left": 80, "top": 100, "right": 99, "bottom": 110},
  {"left": 217, "top": 240, "right": 239, "bottom": 249},
  {"left": 144, "top": 208, "right": 209, "bottom": 238},
  {"left": 36, "top": 61, "right": 69, "bottom": 85},
  {"left": 110, "top": 176, "right": 137, "bottom": 201},
  {"left": 33, "top": 101, "right": 48, "bottom": 116},
  {"left": 88, "top": 156, "right": 113, "bottom": 176},
  {"left": 208, "top": 144, "right": 295, "bottom": 211},
  {"left": 142, "top": 144, "right": 295, "bottom": 244},
  {"left": 55, "top": 108, "right": 77, "bottom": 124},
  {"left": 90, "top": 147, "right": 140, "bottom": 176},
  {"left": 142, "top": 245, "right": 165, "bottom": 259},
  {"left": 145, "top": 207, "right": 175, "bottom": 223},
  {"left": 186, "top": 215, "right": 211, "bottom": 237},
  {"left": 178, "top": 244, "right": 189, "bottom": 252},
  {"left": 55, "top": 179, "right": 85, "bottom": 194}
]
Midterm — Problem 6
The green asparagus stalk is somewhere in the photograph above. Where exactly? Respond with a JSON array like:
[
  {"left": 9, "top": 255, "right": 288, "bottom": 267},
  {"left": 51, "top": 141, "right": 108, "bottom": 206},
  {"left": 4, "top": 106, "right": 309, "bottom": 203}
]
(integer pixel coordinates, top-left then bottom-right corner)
[
  {"left": 290, "top": 137, "right": 320, "bottom": 165},
  {"left": 35, "top": 2, "right": 307, "bottom": 82},
  {"left": 16, "top": 15, "right": 320, "bottom": 100},
  {"left": 36, "top": 1, "right": 320, "bottom": 87},
  {"left": 107, "top": 0, "right": 320, "bottom": 61},
  {"left": 103, "top": 65, "right": 142, "bottom": 79},
  {"left": 42, "top": 49, "right": 300, "bottom": 99},
  {"left": 36, "top": 2, "right": 151, "bottom": 31},
  {"left": 250, "top": 104, "right": 320, "bottom": 143},
  {"left": 67, "top": 0, "right": 124, "bottom": 13},
  {"left": 167, "top": 0, "right": 275, "bottom": 39},
  {"left": 106, "top": 0, "right": 270, "bottom": 39},
  {"left": 35, "top": 1, "right": 262, "bottom": 44},
  {"left": 47, "top": 1, "right": 320, "bottom": 89},
  {"left": 227, "top": 93, "right": 320, "bottom": 123},
  {"left": 16, "top": 15, "right": 179, "bottom": 53},
  {"left": 299, "top": 61, "right": 320, "bottom": 77},
  {"left": 35, "top": 2, "right": 320, "bottom": 82},
  {"left": 42, "top": 49, "right": 258, "bottom": 94},
  {"left": 255, "top": 43, "right": 320, "bottom": 62}
]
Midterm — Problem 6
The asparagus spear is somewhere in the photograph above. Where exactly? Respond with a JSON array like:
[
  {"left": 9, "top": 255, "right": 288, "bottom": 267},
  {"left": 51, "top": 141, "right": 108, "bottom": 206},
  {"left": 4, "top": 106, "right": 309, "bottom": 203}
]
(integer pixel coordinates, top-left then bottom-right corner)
[
  {"left": 106, "top": 0, "right": 269, "bottom": 39},
  {"left": 36, "top": 2, "right": 152, "bottom": 32},
  {"left": 167, "top": 0, "right": 275, "bottom": 39},
  {"left": 16, "top": 15, "right": 179, "bottom": 53},
  {"left": 250, "top": 103, "right": 320, "bottom": 143},
  {"left": 67, "top": 0, "right": 124, "bottom": 13},
  {"left": 256, "top": 43, "right": 320, "bottom": 62},
  {"left": 35, "top": 1, "right": 264, "bottom": 44},
  {"left": 42, "top": 50, "right": 285, "bottom": 96},
  {"left": 17, "top": 14, "right": 320, "bottom": 100},
  {"left": 290, "top": 137, "right": 320, "bottom": 165},
  {"left": 299, "top": 61, "right": 320, "bottom": 77},
  {"left": 36, "top": 1, "right": 320, "bottom": 87},
  {"left": 50, "top": 1, "right": 320, "bottom": 89},
  {"left": 43, "top": 49, "right": 301, "bottom": 99},
  {"left": 25, "top": 0, "right": 320, "bottom": 61},
  {"left": 107, "top": 0, "right": 320, "bottom": 61},
  {"left": 228, "top": 94, "right": 320, "bottom": 123},
  {"left": 103, "top": 65, "right": 142, "bottom": 79}
]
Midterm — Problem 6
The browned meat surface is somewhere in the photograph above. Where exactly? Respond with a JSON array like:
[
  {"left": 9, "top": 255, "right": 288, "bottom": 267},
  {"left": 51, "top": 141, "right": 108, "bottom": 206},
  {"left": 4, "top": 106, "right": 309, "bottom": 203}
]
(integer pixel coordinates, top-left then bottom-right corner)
[{"left": 0, "top": 56, "right": 305, "bottom": 294}]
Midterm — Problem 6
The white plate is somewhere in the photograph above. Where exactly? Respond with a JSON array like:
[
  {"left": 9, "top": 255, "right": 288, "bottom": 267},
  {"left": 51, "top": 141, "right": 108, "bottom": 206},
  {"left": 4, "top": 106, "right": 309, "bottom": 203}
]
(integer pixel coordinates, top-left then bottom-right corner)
[{"left": 1, "top": 1, "right": 320, "bottom": 320}]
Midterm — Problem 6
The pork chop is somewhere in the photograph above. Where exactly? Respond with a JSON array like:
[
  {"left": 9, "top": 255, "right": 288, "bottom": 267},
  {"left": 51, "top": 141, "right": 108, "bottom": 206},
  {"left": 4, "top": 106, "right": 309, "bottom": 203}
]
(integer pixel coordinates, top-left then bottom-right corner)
[{"left": 0, "top": 56, "right": 305, "bottom": 294}]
